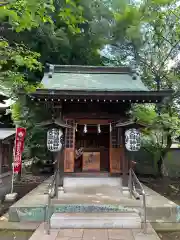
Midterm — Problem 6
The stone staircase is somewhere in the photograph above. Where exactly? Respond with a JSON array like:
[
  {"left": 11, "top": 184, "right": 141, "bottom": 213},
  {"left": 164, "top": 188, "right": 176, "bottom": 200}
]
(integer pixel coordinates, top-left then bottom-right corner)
[{"left": 48, "top": 176, "right": 143, "bottom": 230}]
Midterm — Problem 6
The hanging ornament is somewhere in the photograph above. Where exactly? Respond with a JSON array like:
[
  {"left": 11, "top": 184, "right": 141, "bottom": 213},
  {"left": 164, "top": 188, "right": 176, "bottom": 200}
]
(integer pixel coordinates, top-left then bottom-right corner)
[
  {"left": 83, "top": 124, "right": 87, "bottom": 133},
  {"left": 75, "top": 123, "right": 78, "bottom": 132},
  {"left": 109, "top": 123, "right": 112, "bottom": 132},
  {"left": 97, "top": 124, "right": 101, "bottom": 134}
]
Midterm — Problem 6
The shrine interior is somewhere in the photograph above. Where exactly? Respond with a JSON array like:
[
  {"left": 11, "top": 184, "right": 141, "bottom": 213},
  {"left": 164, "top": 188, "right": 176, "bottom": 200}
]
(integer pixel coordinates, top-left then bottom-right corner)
[{"left": 74, "top": 125, "right": 110, "bottom": 172}]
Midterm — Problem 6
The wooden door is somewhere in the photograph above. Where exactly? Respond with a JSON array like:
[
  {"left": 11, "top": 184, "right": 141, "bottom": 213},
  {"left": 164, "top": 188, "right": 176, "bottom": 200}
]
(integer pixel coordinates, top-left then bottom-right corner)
[
  {"left": 109, "top": 126, "right": 123, "bottom": 173},
  {"left": 64, "top": 119, "right": 75, "bottom": 172}
]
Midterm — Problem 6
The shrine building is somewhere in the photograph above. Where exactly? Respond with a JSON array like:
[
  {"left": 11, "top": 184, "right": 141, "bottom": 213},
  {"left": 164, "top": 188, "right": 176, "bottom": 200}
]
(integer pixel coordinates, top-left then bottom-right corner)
[
  {"left": 0, "top": 93, "right": 15, "bottom": 183},
  {"left": 29, "top": 65, "right": 171, "bottom": 175}
]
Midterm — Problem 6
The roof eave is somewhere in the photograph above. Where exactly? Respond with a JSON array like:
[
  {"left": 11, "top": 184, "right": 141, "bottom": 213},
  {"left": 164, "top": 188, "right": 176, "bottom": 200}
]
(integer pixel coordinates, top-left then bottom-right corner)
[
  {"left": 0, "top": 129, "right": 16, "bottom": 142},
  {"left": 116, "top": 120, "right": 149, "bottom": 128},
  {"left": 29, "top": 89, "right": 173, "bottom": 103},
  {"left": 37, "top": 119, "right": 72, "bottom": 129}
]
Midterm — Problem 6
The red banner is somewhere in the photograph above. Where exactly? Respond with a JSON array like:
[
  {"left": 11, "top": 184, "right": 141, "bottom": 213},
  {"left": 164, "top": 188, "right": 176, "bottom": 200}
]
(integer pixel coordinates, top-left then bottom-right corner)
[{"left": 13, "top": 127, "right": 26, "bottom": 174}]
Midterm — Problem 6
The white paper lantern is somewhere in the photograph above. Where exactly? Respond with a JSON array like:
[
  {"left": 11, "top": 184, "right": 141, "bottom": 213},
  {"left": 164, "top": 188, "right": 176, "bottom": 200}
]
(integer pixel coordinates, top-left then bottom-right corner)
[
  {"left": 125, "top": 128, "right": 141, "bottom": 152},
  {"left": 47, "top": 128, "right": 63, "bottom": 152}
]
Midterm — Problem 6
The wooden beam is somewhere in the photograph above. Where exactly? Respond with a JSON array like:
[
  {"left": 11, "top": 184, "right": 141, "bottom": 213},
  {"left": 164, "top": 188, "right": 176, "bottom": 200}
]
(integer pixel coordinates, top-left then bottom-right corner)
[
  {"left": 77, "top": 119, "right": 110, "bottom": 125},
  {"left": 0, "top": 142, "right": 2, "bottom": 174},
  {"left": 63, "top": 113, "right": 127, "bottom": 120}
]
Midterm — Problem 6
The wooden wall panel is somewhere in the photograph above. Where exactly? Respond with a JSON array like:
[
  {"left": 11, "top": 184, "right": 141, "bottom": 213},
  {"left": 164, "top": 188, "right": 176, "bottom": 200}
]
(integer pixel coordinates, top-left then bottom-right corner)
[
  {"left": 64, "top": 119, "right": 75, "bottom": 172},
  {"left": 110, "top": 148, "right": 123, "bottom": 173},
  {"left": 64, "top": 148, "right": 74, "bottom": 172}
]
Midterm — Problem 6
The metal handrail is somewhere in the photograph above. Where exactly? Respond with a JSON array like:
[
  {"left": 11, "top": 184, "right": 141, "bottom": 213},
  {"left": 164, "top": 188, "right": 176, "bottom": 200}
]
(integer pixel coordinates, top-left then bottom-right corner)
[
  {"left": 128, "top": 168, "right": 147, "bottom": 233},
  {"left": 46, "top": 170, "right": 58, "bottom": 235}
]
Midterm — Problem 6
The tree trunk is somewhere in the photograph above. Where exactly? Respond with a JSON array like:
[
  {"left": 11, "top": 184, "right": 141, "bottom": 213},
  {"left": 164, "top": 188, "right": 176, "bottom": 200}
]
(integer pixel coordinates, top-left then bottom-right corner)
[{"left": 157, "top": 133, "right": 172, "bottom": 177}]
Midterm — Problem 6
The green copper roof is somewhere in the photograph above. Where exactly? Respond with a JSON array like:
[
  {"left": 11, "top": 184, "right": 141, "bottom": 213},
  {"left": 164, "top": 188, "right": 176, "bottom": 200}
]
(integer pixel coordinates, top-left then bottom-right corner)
[{"left": 41, "top": 65, "right": 149, "bottom": 92}]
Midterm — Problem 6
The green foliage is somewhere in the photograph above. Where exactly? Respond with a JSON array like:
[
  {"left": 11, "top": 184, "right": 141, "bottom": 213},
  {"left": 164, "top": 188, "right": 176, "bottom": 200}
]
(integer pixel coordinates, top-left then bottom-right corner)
[
  {"left": 0, "top": 0, "right": 55, "bottom": 31},
  {"left": 131, "top": 103, "right": 180, "bottom": 172},
  {"left": 0, "top": 40, "right": 42, "bottom": 94},
  {"left": 0, "top": 0, "right": 115, "bottom": 160},
  {"left": 0, "top": 0, "right": 90, "bottom": 92},
  {"left": 59, "top": 0, "right": 85, "bottom": 34},
  {"left": 110, "top": 0, "right": 180, "bottom": 170}
]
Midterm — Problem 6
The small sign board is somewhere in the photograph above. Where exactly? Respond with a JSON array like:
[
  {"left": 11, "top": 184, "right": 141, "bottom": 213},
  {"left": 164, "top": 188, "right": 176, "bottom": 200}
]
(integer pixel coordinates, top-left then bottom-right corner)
[
  {"left": 47, "top": 128, "right": 63, "bottom": 152},
  {"left": 125, "top": 128, "right": 141, "bottom": 152}
]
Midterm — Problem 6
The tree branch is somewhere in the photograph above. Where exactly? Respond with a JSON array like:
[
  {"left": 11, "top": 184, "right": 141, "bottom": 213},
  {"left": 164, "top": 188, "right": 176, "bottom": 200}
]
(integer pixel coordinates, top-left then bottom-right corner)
[{"left": 158, "top": 40, "right": 180, "bottom": 72}]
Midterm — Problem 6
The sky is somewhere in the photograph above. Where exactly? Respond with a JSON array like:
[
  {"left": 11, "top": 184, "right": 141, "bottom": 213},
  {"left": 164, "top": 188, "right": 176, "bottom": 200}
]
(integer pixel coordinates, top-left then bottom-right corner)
[{"left": 167, "top": 53, "right": 180, "bottom": 70}]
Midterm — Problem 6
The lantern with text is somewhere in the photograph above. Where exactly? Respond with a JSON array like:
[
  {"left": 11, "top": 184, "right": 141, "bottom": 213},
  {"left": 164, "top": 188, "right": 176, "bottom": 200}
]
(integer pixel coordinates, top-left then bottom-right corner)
[
  {"left": 125, "top": 128, "right": 141, "bottom": 152},
  {"left": 47, "top": 128, "right": 63, "bottom": 152}
]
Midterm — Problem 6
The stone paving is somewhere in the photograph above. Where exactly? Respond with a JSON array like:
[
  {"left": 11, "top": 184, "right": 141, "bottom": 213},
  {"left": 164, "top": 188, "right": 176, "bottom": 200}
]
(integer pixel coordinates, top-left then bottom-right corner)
[{"left": 29, "top": 223, "right": 161, "bottom": 240}]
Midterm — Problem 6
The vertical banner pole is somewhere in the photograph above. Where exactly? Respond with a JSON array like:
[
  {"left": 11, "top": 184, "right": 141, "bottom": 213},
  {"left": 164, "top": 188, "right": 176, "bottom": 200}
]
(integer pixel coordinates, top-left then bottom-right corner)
[
  {"left": 10, "top": 163, "right": 15, "bottom": 194},
  {"left": 13, "top": 127, "right": 26, "bottom": 180}
]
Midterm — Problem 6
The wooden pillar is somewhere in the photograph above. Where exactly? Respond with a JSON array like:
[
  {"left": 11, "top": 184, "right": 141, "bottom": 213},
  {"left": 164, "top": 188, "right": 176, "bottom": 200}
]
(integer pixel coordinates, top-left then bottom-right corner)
[
  {"left": 0, "top": 142, "right": 2, "bottom": 174},
  {"left": 121, "top": 128, "right": 132, "bottom": 186},
  {"left": 3, "top": 144, "right": 8, "bottom": 168},
  {"left": 59, "top": 149, "right": 64, "bottom": 187}
]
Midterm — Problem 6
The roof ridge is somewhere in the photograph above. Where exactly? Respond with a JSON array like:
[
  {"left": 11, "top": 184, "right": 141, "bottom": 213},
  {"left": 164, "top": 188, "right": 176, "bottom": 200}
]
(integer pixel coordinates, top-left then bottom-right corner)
[{"left": 46, "top": 64, "right": 132, "bottom": 74}]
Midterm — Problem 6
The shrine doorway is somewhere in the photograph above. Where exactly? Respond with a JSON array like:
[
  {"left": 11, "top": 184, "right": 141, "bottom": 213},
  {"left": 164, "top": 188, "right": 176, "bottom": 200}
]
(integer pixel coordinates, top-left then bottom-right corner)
[{"left": 74, "top": 125, "right": 110, "bottom": 172}]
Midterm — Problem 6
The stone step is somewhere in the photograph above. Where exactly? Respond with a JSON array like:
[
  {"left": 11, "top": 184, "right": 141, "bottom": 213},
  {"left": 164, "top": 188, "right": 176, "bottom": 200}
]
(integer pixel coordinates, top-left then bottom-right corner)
[
  {"left": 52, "top": 203, "right": 139, "bottom": 214},
  {"left": 50, "top": 212, "right": 142, "bottom": 229}
]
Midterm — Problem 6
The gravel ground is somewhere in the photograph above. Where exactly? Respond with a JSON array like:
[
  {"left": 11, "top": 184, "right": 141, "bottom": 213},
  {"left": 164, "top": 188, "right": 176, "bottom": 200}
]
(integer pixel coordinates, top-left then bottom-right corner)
[{"left": 0, "top": 230, "right": 33, "bottom": 240}]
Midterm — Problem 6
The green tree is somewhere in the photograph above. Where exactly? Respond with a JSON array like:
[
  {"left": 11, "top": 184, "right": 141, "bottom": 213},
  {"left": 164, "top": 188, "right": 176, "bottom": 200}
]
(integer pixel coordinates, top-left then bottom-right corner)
[
  {"left": 0, "top": 0, "right": 115, "bottom": 161},
  {"left": 110, "top": 0, "right": 180, "bottom": 176},
  {"left": 0, "top": 0, "right": 87, "bottom": 162}
]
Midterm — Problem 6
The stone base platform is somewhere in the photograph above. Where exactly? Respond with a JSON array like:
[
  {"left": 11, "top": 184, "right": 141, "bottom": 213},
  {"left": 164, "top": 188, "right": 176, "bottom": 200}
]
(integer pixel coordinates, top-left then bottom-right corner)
[{"left": 7, "top": 176, "right": 180, "bottom": 230}]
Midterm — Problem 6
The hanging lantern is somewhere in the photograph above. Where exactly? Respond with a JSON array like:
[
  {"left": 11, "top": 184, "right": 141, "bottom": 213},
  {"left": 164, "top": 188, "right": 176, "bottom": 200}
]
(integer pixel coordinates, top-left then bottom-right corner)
[
  {"left": 97, "top": 124, "right": 101, "bottom": 134},
  {"left": 109, "top": 123, "right": 112, "bottom": 132},
  {"left": 83, "top": 124, "right": 87, "bottom": 133},
  {"left": 125, "top": 128, "right": 141, "bottom": 152},
  {"left": 47, "top": 128, "right": 63, "bottom": 152}
]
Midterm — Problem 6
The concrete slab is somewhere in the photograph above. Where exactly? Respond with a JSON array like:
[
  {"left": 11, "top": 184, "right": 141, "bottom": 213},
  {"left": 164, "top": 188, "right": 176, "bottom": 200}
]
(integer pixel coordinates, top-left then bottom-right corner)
[
  {"left": 50, "top": 212, "right": 141, "bottom": 229},
  {"left": 28, "top": 223, "right": 161, "bottom": 240},
  {"left": 10, "top": 178, "right": 51, "bottom": 207},
  {"left": 108, "top": 229, "right": 134, "bottom": 240},
  {"left": 0, "top": 220, "right": 40, "bottom": 230},
  {"left": 57, "top": 229, "right": 84, "bottom": 238}
]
